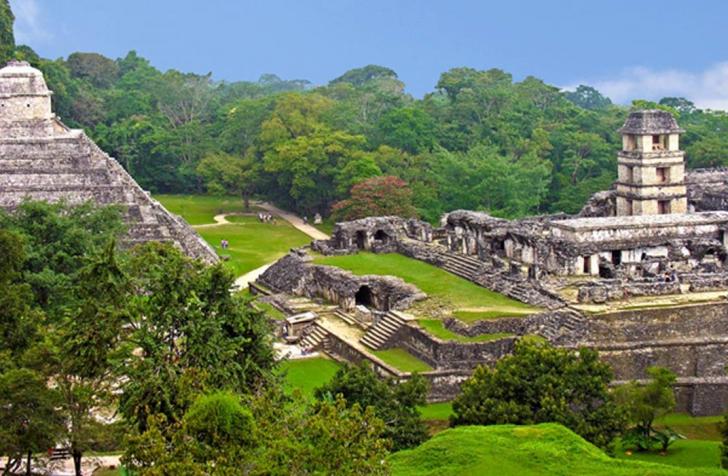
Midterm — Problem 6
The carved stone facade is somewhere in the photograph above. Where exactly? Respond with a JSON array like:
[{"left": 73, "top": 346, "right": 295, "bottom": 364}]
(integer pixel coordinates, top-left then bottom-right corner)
[{"left": 0, "top": 61, "right": 217, "bottom": 262}]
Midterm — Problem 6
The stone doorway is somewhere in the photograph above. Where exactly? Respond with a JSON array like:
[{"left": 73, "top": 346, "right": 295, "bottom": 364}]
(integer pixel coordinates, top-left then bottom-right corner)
[
  {"left": 355, "top": 285, "right": 374, "bottom": 307},
  {"left": 356, "top": 230, "right": 366, "bottom": 249}
]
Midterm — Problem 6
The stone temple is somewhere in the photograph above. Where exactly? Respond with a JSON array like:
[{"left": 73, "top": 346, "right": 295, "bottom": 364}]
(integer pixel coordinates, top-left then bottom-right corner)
[
  {"left": 257, "top": 109, "right": 728, "bottom": 415},
  {"left": 0, "top": 61, "right": 216, "bottom": 262}
]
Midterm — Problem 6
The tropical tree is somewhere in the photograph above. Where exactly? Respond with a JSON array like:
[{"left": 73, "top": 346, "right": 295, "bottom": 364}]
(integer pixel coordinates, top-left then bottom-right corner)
[
  {"left": 315, "top": 362, "right": 429, "bottom": 451},
  {"left": 615, "top": 366, "right": 677, "bottom": 452},
  {"left": 118, "top": 243, "right": 275, "bottom": 432},
  {"left": 0, "top": 369, "right": 64, "bottom": 476},
  {"left": 197, "top": 152, "right": 260, "bottom": 210},
  {"left": 451, "top": 340, "right": 625, "bottom": 452},
  {"left": 332, "top": 175, "right": 417, "bottom": 221}
]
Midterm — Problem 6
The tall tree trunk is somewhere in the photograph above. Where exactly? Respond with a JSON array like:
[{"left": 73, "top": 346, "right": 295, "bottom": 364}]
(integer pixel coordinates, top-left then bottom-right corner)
[
  {"left": 243, "top": 192, "right": 250, "bottom": 212},
  {"left": 25, "top": 451, "right": 31, "bottom": 476},
  {"left": 73, "top": 450, "right": 82, "bottom": 476}
]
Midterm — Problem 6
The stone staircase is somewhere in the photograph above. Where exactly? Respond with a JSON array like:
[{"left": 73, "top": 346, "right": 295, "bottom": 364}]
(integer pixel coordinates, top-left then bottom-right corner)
[
  {"left": 421, "top": 243, "right": 565, "bottom": 309},
  {"left": 299, "top": 323, "right": 329, "bottom": 352},
  {"left": 360, "top": 311, "right": 408, "bottom": 350},
  {"left": 537, "top": 308, "right": 587, "bottom": 343}
]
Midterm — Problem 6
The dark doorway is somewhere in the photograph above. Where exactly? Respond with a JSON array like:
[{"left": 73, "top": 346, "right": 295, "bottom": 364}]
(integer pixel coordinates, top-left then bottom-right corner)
[
  {"left": 374, "top": 229, "right": 389, "bottom": 242},
  {"left": 583, "top": 256, "right": 591, "bottom": 274},
  {"left": 355, "top": 285, "right": 374, "bottom": 307},
  {"left": 611, "top": 250, "right": 622, "bottom": 266},
  {"left": 356, "top": 230, "right": 366, "bottom": 249}
]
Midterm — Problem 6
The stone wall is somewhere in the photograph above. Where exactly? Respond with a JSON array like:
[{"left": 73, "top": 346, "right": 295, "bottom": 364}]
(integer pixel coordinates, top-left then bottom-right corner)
[
  {"left": 396, "top": 324, "right": 516, "bottom": 370},
  {"left": 258, "top": 251, "right": 426, "bottom": 311}
]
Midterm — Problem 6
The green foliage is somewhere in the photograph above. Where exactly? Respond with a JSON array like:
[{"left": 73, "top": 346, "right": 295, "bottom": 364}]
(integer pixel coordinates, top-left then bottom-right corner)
[
  {"left": 451, "top": 340, "right": 626, "bottom": 451},
  {"left": 565, "top": 85, "right": 613, "bottom": 110},
  {"left": 315, "top": 362, "right": 429, "bottom": 451},
  {"left": 616, "top": 366, "right": 677, "bottom": 452},
  {"left": 118, "top": 243, "right": 275, "bottom": 432},
  {"left": 183, "top": 391, "right": 256, "bottom": 449},
  {"left": 719, "top": 413, "right": 727, "bottom": 468},
  {"left": 0, "top": 368, "right": 64, "bottom": 473},
  {"left": 0, "top": 0, "right": 14, "bottom": 64},
  {"left": 124, "top": 390, "right": 389, "bottom": 475},
  {"left": 330, "top": 64, "right": 398, "bottom": 87},
  {"left": 389, "top": 423, "right": 724, "bottom": 476}
]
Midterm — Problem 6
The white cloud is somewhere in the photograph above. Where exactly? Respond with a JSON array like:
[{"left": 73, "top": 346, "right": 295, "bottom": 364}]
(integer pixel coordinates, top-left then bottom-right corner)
[
  {"left": 564, "top": 62, "right": 728, "bottom": 111},
  {"left": 10, "top": 0, "right": 51, "bottom": 45}
]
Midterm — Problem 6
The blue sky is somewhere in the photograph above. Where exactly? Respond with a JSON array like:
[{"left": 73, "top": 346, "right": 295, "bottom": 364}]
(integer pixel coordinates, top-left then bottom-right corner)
[{"left": 9, "top": 0, "right": 728, "bottom": 109}]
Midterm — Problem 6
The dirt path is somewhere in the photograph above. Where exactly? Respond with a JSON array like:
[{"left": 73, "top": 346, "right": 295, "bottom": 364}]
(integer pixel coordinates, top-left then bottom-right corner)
[
  {"left": 256, "top": 202, "right": 330, "bottom": 240},
  {"left": 193, "top": 213, "right": 232, "bottom": 228},
  {"left": 233, "top": 263, "right": 272, "bottom": 290},
  {"left": 191, "top": 202, "right": 329, "bottom": 289}
]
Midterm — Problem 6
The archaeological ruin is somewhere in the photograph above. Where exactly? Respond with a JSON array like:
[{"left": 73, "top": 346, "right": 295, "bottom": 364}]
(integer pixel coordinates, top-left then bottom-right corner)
[
  {"left": 258, "top": 109, "right": 728, "bottom": 415},
  {"left": 0, "top": 60, "right": 217, "bottom": 262}
]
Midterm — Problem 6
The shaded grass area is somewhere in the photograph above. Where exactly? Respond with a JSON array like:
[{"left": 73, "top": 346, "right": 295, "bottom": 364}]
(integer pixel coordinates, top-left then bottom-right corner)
[
  {"left": 196, "top": 218, "right": 310, "bottom": 276},
  {"left": 253, "top": 300, "right": 285, "bottom": 320},
  {"left": 313, "top": 252, "right": 536, "bottom": 315},
  {"left": 389, "top": 424, "right": 725, "bottom": 476},
  {"left": 156, "top": 194, "right": 247, "bottom": 225},
  {"left": 372, "top": 348, "right": 433, "bottom": 373},
  {"left": 452, "top": 309, "right": 533, "bottom": 323},
  {"left": 418, "top": 319, "right": 511, "bottom": 343},
  {"left": 655, "top": 413, "right": 725, "bottom": 441},
  {"left": 278, "top": 357, "right": 342, "bottom": 400},
  {"left": 616, "top": 439, "right": 722, "bottom": 470}
]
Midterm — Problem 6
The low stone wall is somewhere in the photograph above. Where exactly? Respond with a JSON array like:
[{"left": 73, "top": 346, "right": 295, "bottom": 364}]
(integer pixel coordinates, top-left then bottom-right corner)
[
  {"left": 577, "top": 280, "right": 681, "bottom": 303},
  {"left": 397, "top": 324, "right": 515, "bottom": 370}
]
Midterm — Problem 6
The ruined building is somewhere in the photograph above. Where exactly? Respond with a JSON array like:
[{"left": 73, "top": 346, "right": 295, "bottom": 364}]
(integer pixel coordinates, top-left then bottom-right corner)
[
  {"left": 0, "top": 61, "right": 217, "bottom": 262},
  {"left": 259, "top": 109, "right": 728, "bottom": 415}
]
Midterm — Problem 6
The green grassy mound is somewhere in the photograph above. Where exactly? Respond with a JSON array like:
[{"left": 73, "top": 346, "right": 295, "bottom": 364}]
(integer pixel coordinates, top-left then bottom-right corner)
[
  {"left": 388, "top": 424, "right": 725, "bottom": 476},
  {"left": 313, "top": 252, "right": 536, "bottom": 317}
]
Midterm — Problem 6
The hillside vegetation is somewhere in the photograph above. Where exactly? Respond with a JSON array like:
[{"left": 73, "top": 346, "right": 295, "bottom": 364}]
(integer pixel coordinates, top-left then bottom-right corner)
[{"left": 388, "top": 424, "right": 726, "bottom": 476}]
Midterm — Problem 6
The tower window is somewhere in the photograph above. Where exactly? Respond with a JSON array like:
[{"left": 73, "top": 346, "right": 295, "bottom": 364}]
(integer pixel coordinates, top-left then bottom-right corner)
[
  {"left": 658, "top": 200, "right": 671, "bottom": 214},
  {"left": 626, "top": 199, "right": 633, "bottom": 216},
  {"left": 626, "top": 166, "right": 633, "bottom": 182},
  {"left": 656, "top": 167, "right": 670, "bottom": 183}
]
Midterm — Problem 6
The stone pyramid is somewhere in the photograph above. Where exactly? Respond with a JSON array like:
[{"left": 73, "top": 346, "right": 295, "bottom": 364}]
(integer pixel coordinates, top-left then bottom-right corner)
[{"left": 0, "top": 60, "right": 218, "bottom": 262}]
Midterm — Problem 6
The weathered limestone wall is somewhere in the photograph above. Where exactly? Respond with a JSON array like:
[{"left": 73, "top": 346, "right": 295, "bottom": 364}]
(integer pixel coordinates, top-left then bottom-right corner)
[
  {"left": 396, "top": 324, "right": 516, "bottom": 370},
  {"left": 258, "top": 251, "right": 427, "bottom": 311}
]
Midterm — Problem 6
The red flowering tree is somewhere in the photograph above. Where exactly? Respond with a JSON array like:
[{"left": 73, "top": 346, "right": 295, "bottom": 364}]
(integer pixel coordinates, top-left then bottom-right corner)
[{"left": 332, "top": 175, "right": 418, "bottom": 220}]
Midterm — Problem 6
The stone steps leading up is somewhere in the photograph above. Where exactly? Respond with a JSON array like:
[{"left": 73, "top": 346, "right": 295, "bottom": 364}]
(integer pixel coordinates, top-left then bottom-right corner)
[
  {"left": 300, "top": 324, "right": 329, "bottom": 352},
  {"left": 361, "top": 312, "right": 407, "bottom": 350}
]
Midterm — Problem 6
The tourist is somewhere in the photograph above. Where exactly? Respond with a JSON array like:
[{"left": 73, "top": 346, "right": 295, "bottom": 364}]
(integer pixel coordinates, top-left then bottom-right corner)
[{"left": 303, "top": 216, "right": 308, "bottom": 225}]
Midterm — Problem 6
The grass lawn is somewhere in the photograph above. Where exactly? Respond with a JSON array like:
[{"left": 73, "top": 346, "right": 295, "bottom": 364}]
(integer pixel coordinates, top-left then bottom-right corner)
[
  {"left": 418, "top": 319, "right": 511, "bottom": 343},
  {"left": 655, "top": 413, "right": 725, "bottom": 440},
  {"left": 372, "top": 348, "right": 433, "bottom": 373},
  {"left": 452, "top": 309, "right": 533, "bottom": 322},
  {"left": 196, "top": 217, "right": 310, "bottom": 276},
  {"left": 278, "top": 357, "right": 342, "bottom": 400},
  {"left": 253, "top": 300, "right": 286, "bottom": 320},
  {"left": 313, "top": 252, "right": 537, "bottom": 318},
  {"left": 156, "top": 194, "right": 247, "bottom": 225},
  {"left": 419, "top": 401, "right": 453, "bottom": 421},
  {"left": 389, "top": 423, "right": 726, "bottom": 476},
  {"left": 616, "top": 439, "right": 723, "bottom": 470}
]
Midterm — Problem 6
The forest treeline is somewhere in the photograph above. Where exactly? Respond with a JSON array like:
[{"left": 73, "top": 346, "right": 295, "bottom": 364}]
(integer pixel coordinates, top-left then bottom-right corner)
[{"left": 3, "top": 3, "right": 728, "bottom": 221}]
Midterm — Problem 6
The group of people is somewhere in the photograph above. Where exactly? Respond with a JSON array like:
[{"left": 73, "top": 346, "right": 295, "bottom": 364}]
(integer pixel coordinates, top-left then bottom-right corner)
[
  {"left": 257, "top": 212, "right": 276, "bottom": 223},
  {"left": 220, "top": 239, "right": 229, "bottom": 249},
  {"left": 661, "top": 267, "right": 679, "bottom": 283}
]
